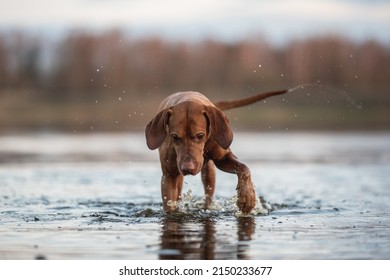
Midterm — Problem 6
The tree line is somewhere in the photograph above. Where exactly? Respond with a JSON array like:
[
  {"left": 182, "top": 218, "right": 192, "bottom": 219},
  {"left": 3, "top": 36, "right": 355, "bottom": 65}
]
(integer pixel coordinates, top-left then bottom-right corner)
[{"left": 0, "top": 30, "right": 389, "bottom": 131}]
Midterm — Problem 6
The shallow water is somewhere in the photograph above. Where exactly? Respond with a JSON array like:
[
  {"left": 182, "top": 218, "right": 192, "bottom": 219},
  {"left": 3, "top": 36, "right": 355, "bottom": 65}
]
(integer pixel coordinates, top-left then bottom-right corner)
[{"left": 0, "top": 132, "right": 389, "bottom": 259}]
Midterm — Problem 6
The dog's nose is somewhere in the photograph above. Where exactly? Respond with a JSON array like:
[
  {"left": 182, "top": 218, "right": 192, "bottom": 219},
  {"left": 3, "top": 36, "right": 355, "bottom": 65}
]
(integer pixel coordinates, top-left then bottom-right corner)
[{"left": 180, "top": 160, "right": 197, "bottom": 175}]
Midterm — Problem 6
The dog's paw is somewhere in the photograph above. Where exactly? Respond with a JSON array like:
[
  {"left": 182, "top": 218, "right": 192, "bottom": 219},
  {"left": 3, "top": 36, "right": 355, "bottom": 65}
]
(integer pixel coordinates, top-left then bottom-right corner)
[{"left": 236, "top": 181, "right": 256, "bottom": 215}]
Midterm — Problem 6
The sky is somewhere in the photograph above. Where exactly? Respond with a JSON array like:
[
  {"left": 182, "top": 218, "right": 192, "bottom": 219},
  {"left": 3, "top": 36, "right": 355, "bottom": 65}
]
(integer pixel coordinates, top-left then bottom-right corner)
[{"left": 1, "top": 0, "right": 390, "bottom": 44}]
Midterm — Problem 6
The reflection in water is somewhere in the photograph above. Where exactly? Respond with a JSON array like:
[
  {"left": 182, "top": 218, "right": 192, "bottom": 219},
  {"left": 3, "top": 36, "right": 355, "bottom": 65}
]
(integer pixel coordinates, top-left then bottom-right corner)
[
  {"left": 159, "top": 217, "right": 216, "bottom": 260},
  {"left": 237, "top": 217, "right": 256, "bottom": 259},
  {"left": 159, "top": 216, "right": 256, "bottom": 260}
]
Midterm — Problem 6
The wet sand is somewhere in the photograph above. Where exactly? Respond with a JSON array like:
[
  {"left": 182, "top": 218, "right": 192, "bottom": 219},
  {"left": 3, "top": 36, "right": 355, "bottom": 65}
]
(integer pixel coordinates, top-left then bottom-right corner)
[{"left": 0, "top": 132, "right": 389, "bottom": 259}]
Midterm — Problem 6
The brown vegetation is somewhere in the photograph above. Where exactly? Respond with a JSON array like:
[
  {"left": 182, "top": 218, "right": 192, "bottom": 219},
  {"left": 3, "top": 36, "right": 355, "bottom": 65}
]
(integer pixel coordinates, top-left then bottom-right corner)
[{"left": 0, "top": 30, "right": 389, "bottom": 132}]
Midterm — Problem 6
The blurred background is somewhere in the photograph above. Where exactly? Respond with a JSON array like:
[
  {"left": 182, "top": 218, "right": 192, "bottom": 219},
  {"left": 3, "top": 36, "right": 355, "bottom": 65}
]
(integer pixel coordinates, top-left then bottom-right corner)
[
  {"left": 1, "top": 0, "right": 389, "bottom": 133},
  {"left": 2, "top": 1, "right": 390, "bottom": 262}
]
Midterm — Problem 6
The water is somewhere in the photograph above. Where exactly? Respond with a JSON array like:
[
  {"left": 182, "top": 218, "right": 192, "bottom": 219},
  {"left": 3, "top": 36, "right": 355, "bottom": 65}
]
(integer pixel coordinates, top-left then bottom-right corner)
[{"left": 0, "top": 132, "right": 389, "bottom": 259}]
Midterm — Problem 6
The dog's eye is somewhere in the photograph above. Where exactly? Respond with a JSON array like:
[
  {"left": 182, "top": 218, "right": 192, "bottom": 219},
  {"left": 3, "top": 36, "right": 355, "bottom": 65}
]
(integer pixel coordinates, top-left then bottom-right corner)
[
  {"left": 171, "top": 134, "right": 181, "bottom": 143},
  {"left": 196, "top": 133, "right": 205, "bottom": 141}
]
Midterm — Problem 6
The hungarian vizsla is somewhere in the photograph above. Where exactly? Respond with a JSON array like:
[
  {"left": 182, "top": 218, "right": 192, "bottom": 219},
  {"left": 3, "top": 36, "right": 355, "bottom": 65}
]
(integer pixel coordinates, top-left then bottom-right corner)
[{"left": 145, "top": 90, "right": 287, "bottom": 214}]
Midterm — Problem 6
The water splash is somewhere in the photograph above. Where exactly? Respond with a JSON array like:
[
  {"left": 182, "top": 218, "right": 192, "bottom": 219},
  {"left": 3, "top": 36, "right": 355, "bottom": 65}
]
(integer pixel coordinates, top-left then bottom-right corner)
[
  {"left": 287, "top": 83, "right": 363, "bottom": 110},
  {"left": 169, "top": 189, "right": 271, "bottom": 217}
]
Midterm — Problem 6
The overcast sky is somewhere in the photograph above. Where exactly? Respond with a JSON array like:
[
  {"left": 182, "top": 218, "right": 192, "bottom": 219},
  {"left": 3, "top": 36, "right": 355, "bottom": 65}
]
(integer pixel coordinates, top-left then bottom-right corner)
[{"left": 1, "top": 0, "right": 389, "bottom": 43}]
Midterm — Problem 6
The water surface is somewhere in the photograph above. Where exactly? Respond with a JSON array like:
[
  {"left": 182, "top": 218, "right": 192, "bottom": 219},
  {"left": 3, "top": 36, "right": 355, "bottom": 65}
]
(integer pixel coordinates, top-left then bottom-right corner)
[{"left": 0, "top": 132, "right": 389, "bottom": 259}]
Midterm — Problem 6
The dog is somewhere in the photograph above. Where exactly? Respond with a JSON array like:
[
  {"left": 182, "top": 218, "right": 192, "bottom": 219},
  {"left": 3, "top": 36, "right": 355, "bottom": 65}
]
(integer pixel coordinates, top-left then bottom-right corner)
[{"left": 145, "top": 90, "right": 287, "bottom": 214}]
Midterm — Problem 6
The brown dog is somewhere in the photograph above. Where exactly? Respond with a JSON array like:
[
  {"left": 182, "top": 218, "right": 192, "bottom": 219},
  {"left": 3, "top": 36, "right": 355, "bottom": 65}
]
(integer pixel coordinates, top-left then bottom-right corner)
[{"left": 145, "top": 90, "right": 287, "bottom": 214}]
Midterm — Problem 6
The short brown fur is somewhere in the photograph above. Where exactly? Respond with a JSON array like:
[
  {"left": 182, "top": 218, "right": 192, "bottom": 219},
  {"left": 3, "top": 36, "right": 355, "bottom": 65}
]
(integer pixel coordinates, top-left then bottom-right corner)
[{"left": 145, "top": 90, "right": 287, "bottom": 214}]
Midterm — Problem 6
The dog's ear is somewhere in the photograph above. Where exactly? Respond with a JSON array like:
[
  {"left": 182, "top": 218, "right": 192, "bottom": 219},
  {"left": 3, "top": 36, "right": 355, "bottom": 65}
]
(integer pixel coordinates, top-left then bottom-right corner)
[
  {"left": 204, "top": 106, "right": 233, "bottom": 149},
  {"left": 145, "top": 109, "right": 172, "bottom": 150}
]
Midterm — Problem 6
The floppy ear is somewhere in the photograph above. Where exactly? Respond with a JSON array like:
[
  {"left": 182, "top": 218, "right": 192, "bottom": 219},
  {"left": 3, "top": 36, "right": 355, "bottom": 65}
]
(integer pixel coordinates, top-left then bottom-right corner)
[
  {"left": 145, "top": 109, "right": 172, "bottom": 150},
  {"left": 204, "top": 106, "right": 233, "bottom": 149}
]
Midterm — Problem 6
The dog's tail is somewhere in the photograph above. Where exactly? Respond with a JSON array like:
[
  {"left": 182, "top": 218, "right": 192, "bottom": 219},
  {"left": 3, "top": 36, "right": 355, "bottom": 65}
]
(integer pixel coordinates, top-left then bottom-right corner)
[{"left": 214, "top": 89, "right": 288, "bottom": 111}]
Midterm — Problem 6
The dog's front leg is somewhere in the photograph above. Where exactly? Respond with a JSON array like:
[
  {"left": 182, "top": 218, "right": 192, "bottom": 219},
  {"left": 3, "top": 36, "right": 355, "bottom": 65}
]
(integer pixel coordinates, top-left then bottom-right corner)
[
  {"left": 161, "top": 173, "right": 183, "bottom": 213},
  {"left": 201, "top": 160, "right": 216, "bottom": 209},
  {"left": 214, "top": 152, "right": 256, "bottom": 214}
]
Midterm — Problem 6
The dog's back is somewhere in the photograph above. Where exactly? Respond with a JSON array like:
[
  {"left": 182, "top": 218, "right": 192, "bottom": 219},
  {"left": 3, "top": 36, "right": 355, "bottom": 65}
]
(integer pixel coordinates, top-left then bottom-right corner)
[{"left": 158, "top": 91, "right": 214, "bottom": 111}]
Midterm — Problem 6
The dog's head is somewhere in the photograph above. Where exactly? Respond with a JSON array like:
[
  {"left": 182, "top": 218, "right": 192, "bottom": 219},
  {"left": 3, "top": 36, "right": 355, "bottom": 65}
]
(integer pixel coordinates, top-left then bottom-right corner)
[{"left": 145, "top": 101, "right": 233, "bottom": 175}]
